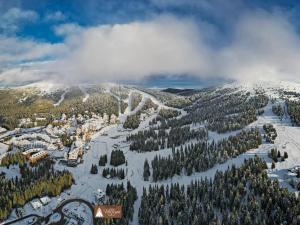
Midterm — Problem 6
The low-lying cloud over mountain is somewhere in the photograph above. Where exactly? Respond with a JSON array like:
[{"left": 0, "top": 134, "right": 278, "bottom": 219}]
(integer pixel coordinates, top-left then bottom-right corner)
[{"left": 1, "top": 1, "right": 300, "bottom": 86}]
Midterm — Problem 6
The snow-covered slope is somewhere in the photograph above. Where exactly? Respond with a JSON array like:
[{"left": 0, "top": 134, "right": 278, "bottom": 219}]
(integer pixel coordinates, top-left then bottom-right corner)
[{"left": 224, "top": 79, "right": 300, "bottom": 95}]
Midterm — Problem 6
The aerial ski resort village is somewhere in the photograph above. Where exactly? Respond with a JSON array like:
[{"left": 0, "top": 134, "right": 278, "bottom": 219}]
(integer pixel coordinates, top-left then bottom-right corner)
[
  {"left": 0, "top": 81, "right": 300, "bottom": 225},
  {"left": 3, "top": 0, "right": 300, "bottom": 225}
]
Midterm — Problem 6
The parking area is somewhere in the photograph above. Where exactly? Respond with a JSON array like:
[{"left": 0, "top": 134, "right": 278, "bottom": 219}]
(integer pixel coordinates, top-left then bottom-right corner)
[{"left": 61, "top": 202, "right": 93, "bottom": 225}]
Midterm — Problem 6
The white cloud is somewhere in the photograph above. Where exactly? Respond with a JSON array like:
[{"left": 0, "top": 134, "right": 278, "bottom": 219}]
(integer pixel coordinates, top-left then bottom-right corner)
[
  {"left": 0, "top": 36, "right": 68, "bottom": 65},
  {"left": 2, "top": 11, "right": 300, "bottom": 85},
  {"left": 45, "top": 11, "right": 66, "bottom": 21},
  {"left": 53, "top": 12, "right": 300, "bottom": 84},
  {"left": 54, "top": 23, "right": 83, "bottom": 36},
  {"left": 0, "top": 66, "right": 46, "bottom": 86},
  {"left": 54, "top": 16, "right": 214, "bottom": 83},
  {"left": 219, "top": 11, "right": 300, "bottom": 82},
  {"left": 0, "top": 8, "right": 38, "bottom": 34}
]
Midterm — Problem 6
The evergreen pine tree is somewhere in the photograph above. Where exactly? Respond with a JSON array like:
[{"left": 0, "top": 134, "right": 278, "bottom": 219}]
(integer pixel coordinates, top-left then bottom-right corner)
[{"left": 143, "top": 159, "right": 150, "bottom": 181}]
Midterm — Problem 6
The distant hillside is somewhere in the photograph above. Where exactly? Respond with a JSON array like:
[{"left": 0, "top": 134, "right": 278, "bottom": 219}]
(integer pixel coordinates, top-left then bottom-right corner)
[{"left": 162, "top": 88, "right": 195, "bottom": 96}]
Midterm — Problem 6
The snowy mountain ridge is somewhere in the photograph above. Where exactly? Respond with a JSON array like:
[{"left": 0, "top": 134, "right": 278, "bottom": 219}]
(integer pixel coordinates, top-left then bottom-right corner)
[
  {"left": 224, "top": 79, "right": 300, "bottom": 94},
  {"left": 17, "top": 78, "right": 300, "bottom": 95}
]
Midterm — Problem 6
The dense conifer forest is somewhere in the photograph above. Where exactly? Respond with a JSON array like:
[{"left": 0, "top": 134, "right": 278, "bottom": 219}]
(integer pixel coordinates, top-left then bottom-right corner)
[
  {"left": 283, "top": 91, "right": 300, "bottom": 98},
  {"left": 156, "top": 89, "right": 269, "bottom": 133},
  {"left": 90, "top": 164, "right": 99, "bottom": 174},
  {"left": 0, "top": 152, "right": 27, "bottom": 168},
  {"left": 123, "top": 98, "right": 158, "bottom": 129},
  {"left": 158, "top": 108, "right": 180, "bottom": 119},
  {"left": 141, "top": 98, "right": 158, "bottom": 111},
  {"left": 0, "top": 159, "right": 73, "bottom": 220},
  {"left": 268, "top": 148, "right": 288, "bottom": 163},
  {"left": 0, "top": 89, "right": 120, "bottom": 130},
  {"left": 99, "top": 154, "right": 108, "bottom": 166},
  {"left": 127, "top": 126, "right": 208, "bottom": 152},
  {"left": 143, "top": 159, "right": 150, "bottom": 181},
  {"left": 123, "top": 114, "right": 140, "bottom": 129},
  {"left": 102, "top": 168, "right": 125, "bottom": 179},
  {"left": 139, "top": 156, "right": 300, "bottom": 225},
  {"left": 96, "top": 182, "right": 137, "bottom": 225},
  {"left": 272, "top": 104, "right": 284, "bottom": 119},
  {"left": 287, "top": 100, "right": 300, "bottom": 126},
  {"left": 149, "top": 128, "right": 262, "bottom": 181},
  {"left": 263, "top": 124, "right": 277, "bottom": 143},
  {"left": 138, "top": 88, "right": 191, "bottom": 108},
  {"left": 110, "top": 150, "right": 126, "bottom": 166}
]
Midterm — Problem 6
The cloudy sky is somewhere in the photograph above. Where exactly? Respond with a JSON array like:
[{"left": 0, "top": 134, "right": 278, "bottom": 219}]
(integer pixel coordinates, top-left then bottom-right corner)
[{"left": 1, "top": 0, "right": 300, "bottom": 86}]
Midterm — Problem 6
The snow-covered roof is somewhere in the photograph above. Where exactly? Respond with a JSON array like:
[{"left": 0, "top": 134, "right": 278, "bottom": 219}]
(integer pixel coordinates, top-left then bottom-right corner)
[
  {"left": 22, "top": 148, "right": 41, "bottom": 155},
  {"left": 74, "top": 140, "right": 83, "bottom": 148},
  {"left": 0, "top": 142, "right": 8, "bottom": 156},
  {"left": 40, "top": 196, "right": 51, "bottom": 205},
  {"left": 30, "top": 150, "right": 48, "bottom": 159},
  {"left": 0, "top": 127, "right": 7, "bottom": 133},
  {"left": 14, "top": 133, "right": 51, "bottom": 143},
  {"left": 48, "top": 143, "right": 57, "bottom": 151},
  {"left": 30, "top": 200, "right": 43, "bottom": 209},
  {"left": 68, "top": 148, "right": 81, "bottom": 160}
]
